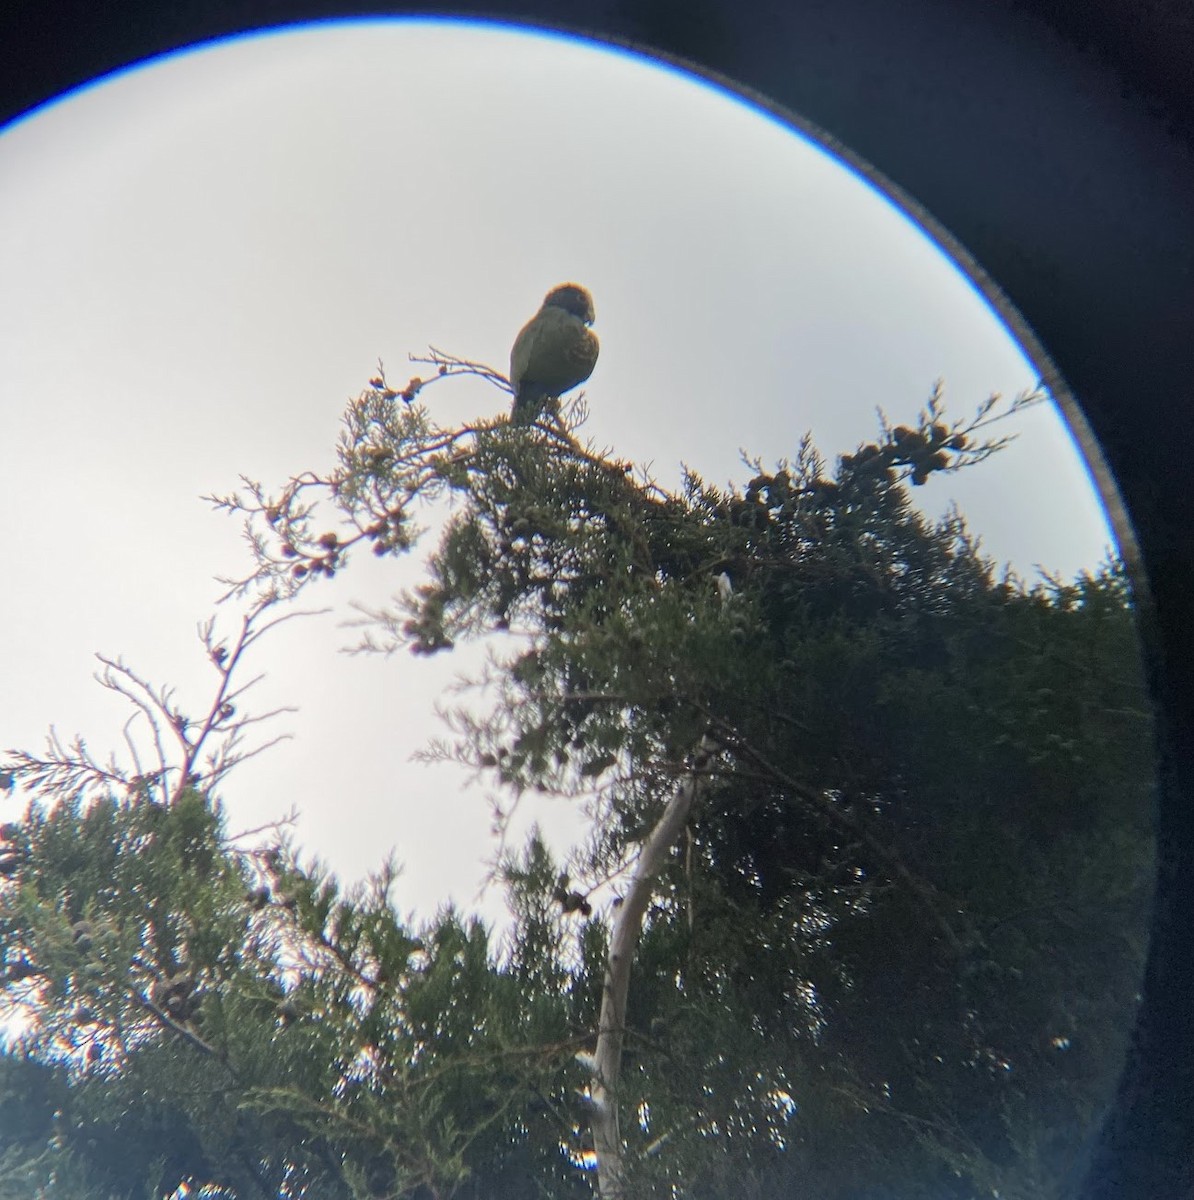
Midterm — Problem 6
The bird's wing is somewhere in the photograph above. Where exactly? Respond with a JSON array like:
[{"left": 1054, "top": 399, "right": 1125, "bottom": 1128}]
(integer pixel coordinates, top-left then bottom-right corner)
[
  {"left": 509, "top": 310, "right": 544, "bottom": 398},
  {"left": 511, "top": 307, "right": 576, "bottom": 392}
]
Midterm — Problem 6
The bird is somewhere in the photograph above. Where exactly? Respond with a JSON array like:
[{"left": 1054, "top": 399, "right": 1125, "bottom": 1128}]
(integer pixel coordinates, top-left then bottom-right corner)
[{"left": 509, "top": 283, "right": 599, "bottom": 423}]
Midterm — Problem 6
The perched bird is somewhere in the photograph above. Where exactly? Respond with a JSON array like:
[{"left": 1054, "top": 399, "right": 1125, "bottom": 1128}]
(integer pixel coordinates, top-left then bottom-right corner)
[{"left": 509, "top": 283, "right": 599, "bottom": 423}]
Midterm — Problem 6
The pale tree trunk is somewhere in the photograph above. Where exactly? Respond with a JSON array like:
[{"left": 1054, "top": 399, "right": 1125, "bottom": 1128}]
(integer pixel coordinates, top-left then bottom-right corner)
[{"left": 587, "top": 736, "right": 717, "bottom": 1199}]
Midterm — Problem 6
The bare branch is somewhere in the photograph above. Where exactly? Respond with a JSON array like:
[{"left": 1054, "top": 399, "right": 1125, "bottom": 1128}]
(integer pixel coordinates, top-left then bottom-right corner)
[
  {"left": 410, "top": 347, "right": 512, "bottom": 396},
  {"left": 1, "top": 600, "right": 317, "bottom": 809},
  {"left": 224, "top": 809, "right": 300, "bottom": 846},
  {"left": 135, "top": 994, "right": 225, "bottom": 1062}
]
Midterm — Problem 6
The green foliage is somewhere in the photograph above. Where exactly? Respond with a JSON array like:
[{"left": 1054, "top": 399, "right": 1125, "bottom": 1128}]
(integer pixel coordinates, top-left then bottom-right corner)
[
  {"left": 4, "top": 380, "right": 1154, "bottom": 1198},
  {"left": 0, "top": 794, "right": 587, "bottom": 1198}
]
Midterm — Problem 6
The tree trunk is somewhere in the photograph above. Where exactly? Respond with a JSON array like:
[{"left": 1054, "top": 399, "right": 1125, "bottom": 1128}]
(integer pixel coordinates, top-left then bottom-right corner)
[{"left": 588, "top": 737, "right": 716, "bottom": 1198}]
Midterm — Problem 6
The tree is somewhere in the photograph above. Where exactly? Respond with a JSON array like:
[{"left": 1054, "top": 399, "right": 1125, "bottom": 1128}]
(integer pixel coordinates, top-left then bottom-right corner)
[{"left": 1, "top": 363, "right": 1153, "bottom": 1198}]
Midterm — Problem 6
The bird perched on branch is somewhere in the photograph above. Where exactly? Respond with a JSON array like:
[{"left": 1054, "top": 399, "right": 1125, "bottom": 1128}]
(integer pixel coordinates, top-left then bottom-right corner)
[{"left": 509, "top": 283, "right": 599, "bottom": 423}]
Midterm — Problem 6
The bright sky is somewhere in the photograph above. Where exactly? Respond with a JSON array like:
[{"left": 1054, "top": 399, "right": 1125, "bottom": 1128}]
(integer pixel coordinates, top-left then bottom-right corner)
[{"left": 0, "top": 19, "right": 1118, "bottom": 928}]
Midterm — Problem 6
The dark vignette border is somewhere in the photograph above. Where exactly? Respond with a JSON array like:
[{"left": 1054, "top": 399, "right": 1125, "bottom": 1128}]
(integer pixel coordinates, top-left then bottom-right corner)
[{"left": 2, "top": 2, "right": 1191, "bottom": 1196}]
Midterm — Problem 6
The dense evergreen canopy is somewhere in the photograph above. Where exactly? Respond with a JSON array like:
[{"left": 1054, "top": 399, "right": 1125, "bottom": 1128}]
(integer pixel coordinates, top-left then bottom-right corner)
[{"left": 0, "top": 375, "right": 1153, "bottom": 1199}]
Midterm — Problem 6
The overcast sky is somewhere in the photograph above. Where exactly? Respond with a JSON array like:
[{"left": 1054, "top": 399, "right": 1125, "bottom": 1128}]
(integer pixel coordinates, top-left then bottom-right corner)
[{"left": 0, "top": 19, "right": 1119, "bottom": 928}]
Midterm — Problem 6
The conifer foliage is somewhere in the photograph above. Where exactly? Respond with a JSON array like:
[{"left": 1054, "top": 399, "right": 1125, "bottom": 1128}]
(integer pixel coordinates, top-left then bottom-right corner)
[{"left": 1, "top": 369, "right": 1153, "bottom": 1199}]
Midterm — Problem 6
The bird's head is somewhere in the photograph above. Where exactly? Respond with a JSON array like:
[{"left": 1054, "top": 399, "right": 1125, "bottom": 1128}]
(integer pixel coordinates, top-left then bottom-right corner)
[{"left": 542, "top": 283, "right": 595, "bottom": 325}]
